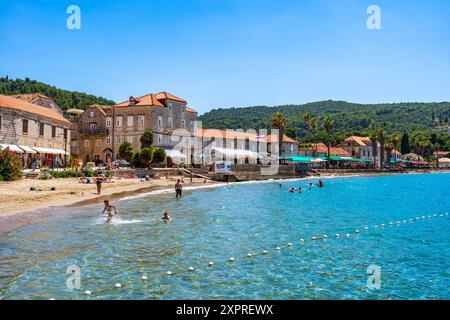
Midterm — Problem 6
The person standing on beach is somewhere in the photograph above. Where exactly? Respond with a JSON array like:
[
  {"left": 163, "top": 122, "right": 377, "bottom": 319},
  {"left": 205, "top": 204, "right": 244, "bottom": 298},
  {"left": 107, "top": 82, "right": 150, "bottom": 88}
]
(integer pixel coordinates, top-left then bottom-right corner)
[
  {"left": 175, "top": 179, "right": 183, "bottom": 198},
  {"left": 96, "top": 177, "right": 103, "bottom": 195}
]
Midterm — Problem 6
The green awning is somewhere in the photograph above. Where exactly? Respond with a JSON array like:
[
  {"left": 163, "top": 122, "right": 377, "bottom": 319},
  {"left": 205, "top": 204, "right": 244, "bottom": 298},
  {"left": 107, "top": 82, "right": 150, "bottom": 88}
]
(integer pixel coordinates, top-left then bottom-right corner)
[{"left": 283, "top": 155, "right": 315, "bottom": 163}]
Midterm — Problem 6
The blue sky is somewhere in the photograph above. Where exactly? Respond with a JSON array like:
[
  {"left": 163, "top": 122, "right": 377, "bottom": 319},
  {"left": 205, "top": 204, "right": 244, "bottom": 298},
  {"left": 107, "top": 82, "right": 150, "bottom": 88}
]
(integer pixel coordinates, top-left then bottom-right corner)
[{"left": 0, "top": 0, "right": 449, "bottom": 114}]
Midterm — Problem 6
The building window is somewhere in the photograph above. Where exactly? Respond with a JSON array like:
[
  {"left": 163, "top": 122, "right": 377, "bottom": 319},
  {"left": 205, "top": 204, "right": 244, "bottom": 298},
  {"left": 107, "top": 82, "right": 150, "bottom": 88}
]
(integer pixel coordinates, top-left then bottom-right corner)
[
  {"left": 52, "top": 126, "right": 56, "bottom": 138},
  {"left": 96, "top": 139, "right": 102, "bottom": 147},
  {"left": 39, "top": 123, "right": 45, "bottom": 136},
  {"left": 90, "top": 123, "right": 97, "bottom": 131},
  {"left": 115, "top": 136, "right": 122, "bottom": 144},
  {"left": 158, "top": 116, "right": 163, "bottom": 129},
  {"left": 138, "top": 115, "right": 145, "bottom": 126},
  {"left": 168, "top": 117, "right": 173, "bottom": 127},
  {"left": 64, "top": 128, "right": 68, "bottom": 140},
  {"left": 127, "top": 136, "right": 133, "bottom": 144},
  {"left": 22, "top": 119, "right": 28, "bottom": 134},
  {"left": 181, "top": 119, "right": 185, "bottom": 129},
  {"left": 84, "top": 140, "right": 90, "bottom": 147},
  {"left": 127, "top": 116, "right": 134, "bottom": 127},
  {"left": 106, "top": 117, "right": 112, "bottom": 127},
  {"left": 157, "top": 134, "right": 162, "bottom": 144},
  {"left": 168, "top": 102, "right": 173, "bottom": 110},
  {"left": 116, "top": 116, "right": 123, "bottom": 127},
  {"left": 106, "top": 136, "right": 112, "bottom": 145},
  {"left": 94, "top": 155, "right": 100, "bottom": 161}
]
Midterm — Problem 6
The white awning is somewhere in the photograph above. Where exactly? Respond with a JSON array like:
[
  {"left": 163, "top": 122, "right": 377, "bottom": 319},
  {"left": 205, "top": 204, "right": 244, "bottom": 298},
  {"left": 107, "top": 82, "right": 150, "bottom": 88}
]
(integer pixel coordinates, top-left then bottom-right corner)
[
  {"left": 31, "top": 147, "right": 68, "bottom": 155},
  {"left": 19, "top": 146, "right": 37, "bottom": 153},
  {"left": 0, "top": 144, "right": 24, "bottom": 153},
  {"left": 164, "top": 149, "right": 187, "bottom": 159},
  {"left": 210, "top": 147, "right": 262, "bottom": 159}
]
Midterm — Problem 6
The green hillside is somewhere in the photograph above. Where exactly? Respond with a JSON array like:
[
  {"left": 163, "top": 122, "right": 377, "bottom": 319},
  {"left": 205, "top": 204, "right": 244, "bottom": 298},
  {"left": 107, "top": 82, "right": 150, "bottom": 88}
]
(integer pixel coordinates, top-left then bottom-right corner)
[
  {"left": 199, "top": 100, "right": 450, "bottom": 140},
  {"left": 0, "top": 76, "right": 115, "bottom": 111}
]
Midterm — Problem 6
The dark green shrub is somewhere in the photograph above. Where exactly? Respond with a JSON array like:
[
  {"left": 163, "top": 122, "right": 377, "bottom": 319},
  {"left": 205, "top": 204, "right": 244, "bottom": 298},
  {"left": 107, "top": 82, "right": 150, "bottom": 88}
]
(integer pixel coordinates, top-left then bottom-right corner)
[{"left": 0, "top": 149, "right": 23, "bottom": 181}]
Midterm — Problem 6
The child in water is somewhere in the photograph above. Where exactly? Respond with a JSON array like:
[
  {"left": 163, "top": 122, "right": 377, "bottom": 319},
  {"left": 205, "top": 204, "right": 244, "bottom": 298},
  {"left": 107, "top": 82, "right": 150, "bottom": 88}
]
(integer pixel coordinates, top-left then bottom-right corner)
[
  {"left": 101, "top": 200, "right": 118, "bottom": 224},
  {"left": 162, "top": 210, "right": 171, "bottom": 223}
]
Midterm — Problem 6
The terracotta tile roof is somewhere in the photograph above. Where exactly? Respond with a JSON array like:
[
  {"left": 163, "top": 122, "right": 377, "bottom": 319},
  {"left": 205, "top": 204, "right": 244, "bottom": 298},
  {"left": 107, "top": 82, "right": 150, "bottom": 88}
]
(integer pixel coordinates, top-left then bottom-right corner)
[
  {"left": 12, "top": 93, "right": 53, "bottom": 103},
  {"left": 344, "top": 136, "right": 370, "bottom": 146},
  {"left": 115, "top": 91, "right": 187, "bottom": 108},
  {"left": 434, "top": 151, "right": 448, "bottom": 155},
  {"left": 196, "top": 128, "right": 296, "bottom": 144},
  {"left": 186, "top": 107, "right": 198, "bottom": 113},
  {"left": 299, "top": 143, "right": 327, "bottom": 153},
  {"left": 330, "top": 147, "right": 351, "bottom": 157},
  {"left": 0, "top": 94, "right": 70, "bottom": 125}
]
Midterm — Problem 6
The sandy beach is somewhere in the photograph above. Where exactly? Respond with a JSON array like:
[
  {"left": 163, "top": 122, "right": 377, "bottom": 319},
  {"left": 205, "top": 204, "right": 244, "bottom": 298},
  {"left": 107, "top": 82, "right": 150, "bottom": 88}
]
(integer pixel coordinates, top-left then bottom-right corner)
[{"left": 0, "top": 176, "right": 218, "bottom": 218}]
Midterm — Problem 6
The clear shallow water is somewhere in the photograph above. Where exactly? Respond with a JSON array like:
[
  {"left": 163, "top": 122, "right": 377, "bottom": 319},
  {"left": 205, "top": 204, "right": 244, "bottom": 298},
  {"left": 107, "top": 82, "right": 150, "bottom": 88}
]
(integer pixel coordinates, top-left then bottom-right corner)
[{"left": 0, "top": 173, "right": 449, "bottom": 300}]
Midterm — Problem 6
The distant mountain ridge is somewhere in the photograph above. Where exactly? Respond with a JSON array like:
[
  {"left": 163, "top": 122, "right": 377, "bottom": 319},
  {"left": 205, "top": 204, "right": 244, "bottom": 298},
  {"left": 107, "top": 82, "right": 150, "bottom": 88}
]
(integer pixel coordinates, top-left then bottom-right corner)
[
  {"left": 0, "top": 77, "right": 115, "bottom": 111},
  {"left": 199, "top": 100, "right": 450, "bottom": 139}
]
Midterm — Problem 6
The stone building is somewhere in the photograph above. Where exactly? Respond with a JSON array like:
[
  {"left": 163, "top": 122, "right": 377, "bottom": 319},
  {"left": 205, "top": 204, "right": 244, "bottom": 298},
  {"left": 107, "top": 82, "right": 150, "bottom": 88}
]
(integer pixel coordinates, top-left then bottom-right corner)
[
  {"left": 0, "top": 94, "right": 71, "bottom": 168},
  {"left": 72, "top": 92, "right": 198, "bottom": 164},
  {"left": 13, "top": 93, "right": 64, "bottom": 115}
]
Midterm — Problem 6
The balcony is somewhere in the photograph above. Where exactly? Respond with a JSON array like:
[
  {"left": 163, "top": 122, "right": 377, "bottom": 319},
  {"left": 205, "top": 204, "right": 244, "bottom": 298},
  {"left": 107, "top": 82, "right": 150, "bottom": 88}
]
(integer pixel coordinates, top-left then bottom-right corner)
[{"left": 79, "top": 127, "right": 109, "bottom": 136}]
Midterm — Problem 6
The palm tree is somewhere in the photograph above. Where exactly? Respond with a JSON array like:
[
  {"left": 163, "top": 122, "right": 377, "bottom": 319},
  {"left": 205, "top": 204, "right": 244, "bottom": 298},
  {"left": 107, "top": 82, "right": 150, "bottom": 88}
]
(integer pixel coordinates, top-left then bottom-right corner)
[
  {"left": 323, "top": 116, "right": 334, "bottom": 169},
  {"left": 272, "top": 112, "right": 287, "bottom": 159},
  {"left": 303, "top": 112, "right": 318, "bottom": 157},
  {"left": 387, "top": 134, "right": 400, "bottom": 166}
]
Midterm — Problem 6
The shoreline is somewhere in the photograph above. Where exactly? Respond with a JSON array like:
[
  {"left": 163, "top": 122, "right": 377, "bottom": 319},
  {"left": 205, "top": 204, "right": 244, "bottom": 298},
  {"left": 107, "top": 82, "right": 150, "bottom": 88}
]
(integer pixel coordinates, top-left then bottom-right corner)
[{"left": 1, "top": 170, "right": 448, "bottom": 233}]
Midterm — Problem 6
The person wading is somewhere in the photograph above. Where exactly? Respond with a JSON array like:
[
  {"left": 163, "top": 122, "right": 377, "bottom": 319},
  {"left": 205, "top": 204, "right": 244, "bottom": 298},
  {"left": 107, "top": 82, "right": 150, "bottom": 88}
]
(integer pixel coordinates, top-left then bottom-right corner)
[{"left": 175, "top": 179, "right": 183, "bottom": 198}]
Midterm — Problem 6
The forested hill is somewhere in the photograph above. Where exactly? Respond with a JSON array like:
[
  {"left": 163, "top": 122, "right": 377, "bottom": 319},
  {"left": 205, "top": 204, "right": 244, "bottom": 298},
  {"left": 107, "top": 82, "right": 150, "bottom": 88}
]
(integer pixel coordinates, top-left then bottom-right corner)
[
  {"left": 0, "top": 77, "right": 115, "bottom": 111},
  {"left": 199, "top": 100, "right": 450, "bottom": 138}
]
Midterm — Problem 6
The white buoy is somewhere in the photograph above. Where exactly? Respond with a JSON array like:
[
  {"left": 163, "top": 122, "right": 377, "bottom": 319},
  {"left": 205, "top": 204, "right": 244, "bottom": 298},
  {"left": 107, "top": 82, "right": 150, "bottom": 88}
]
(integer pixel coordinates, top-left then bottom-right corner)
[
  {"left": 228, "top": 257, "right": 235, "bottom": 262},
  {"left": 288, "top": 243, "right": 292, "bottom": 247},
  {"left": 374, "top": 225, "right": 379, "bottom": 229},
  {"left": 262, "top": 250, "right": 268, "bottom": 255},
  {"left": 402, "top": 220, "right": 407, "bottom": 224},
  {"left": 276, "top": 247, "right": 281, "bottom": 250},
  {"left": 49, "top": 298, "right": 56, "bottom": 300},
  {"left": 323, "top": 235, "right": 328, "bottom": 239},
  {"left": 396, "top": 221, "right": 401, "bottom": 224},
  {"left": 422, "top": 216, "right": 426, "bottom": 219},
  {"left": 300, "top": 239, "right": 305, "bottom": 243},
  {"left": 354, "top": 230, "right": 360, "bottom": 234},
  {"left": 166, "top": 271, "right": 173, "bottom": 275},
  {"left": 335, "top": 234, "right": 340, "bottom": 238},
  {"left": 389, "top": 222, "right": 394, "bottom": 225},
  {"left": 380, "top": 224, "right": 385, "bottom": 227},
  {"left": 346, "top": 234, "right": 351, "bottom": 237},
  {"left": 427, "top": 215, "right": 432, "bottom": 219},
  {"left": 188, "top": 267, "right": 195, "bottom": 272},
  {"left": 247, "top": 253, "right": 253, "bottom": 257},
  {"left": 416, "top": 217, "right": 420, "bottom": 220},
  {"left": 445, "top": 213, "right": 448, "bottom": 216},
  {"left": 433, "top": 214, "right": 437, "bottom": 217},
  {"left": 115, "top": 283, "right": 122, "bottom": 288},
  {"left": 311, "top": 236, "right": 317, "bottom": 240},
  {"left": 141, "top": 275, "right": 148, "bottom": 280},
  {"left": 364, "top": 227, "right": 369, "bottom": 230},
  {"left": 440, "top": 214, "right": 444, "bottom": 217},
  {"left": 208, "top": 262, "right": 214, "bottom": 267},
  {"left": 85, "top": 290, "right": 92, "bottom": 295}
]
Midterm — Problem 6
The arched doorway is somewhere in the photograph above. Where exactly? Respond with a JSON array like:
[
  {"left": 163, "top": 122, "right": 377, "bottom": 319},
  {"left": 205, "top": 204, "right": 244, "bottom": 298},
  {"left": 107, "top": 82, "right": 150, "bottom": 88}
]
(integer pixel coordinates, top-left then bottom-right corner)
[{"left": 103, "top": 148, "right": 113, "bottom": 164}]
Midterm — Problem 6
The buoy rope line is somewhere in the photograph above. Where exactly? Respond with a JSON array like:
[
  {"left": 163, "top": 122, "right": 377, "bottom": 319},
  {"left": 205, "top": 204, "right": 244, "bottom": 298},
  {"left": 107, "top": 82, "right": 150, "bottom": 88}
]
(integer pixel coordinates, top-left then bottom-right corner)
[{"left": 57, "top": 212, "right": 448, "bottom": 298}]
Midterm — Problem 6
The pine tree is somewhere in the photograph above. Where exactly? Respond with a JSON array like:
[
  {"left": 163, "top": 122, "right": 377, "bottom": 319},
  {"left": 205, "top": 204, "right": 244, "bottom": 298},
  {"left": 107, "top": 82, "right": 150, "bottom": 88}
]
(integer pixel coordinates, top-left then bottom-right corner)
[{"left": 400, "top": 132, "right": 411, "bottom": 155}]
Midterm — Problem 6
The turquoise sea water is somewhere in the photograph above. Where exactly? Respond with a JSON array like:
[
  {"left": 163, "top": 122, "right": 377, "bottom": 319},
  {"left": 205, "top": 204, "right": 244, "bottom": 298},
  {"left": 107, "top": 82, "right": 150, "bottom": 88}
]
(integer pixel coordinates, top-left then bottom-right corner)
[{"left": 0, "top": 173, "right": 449, "bottom": 300}]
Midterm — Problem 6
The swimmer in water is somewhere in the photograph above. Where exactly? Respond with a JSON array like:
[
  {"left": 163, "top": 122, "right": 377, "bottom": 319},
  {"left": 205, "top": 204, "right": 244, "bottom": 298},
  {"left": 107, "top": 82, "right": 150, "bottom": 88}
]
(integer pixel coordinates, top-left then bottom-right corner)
[
  {"left": 289, "top": 187, "right": 295, "bottom": 193},
  {"left": 101, "top": 200, "right": 118, "bottom": 224},
  {"left": 308, "top": 182, "right": 313, "bottom": 189},
  {"left": 317, "top": 179, "right": 324, "bottom": 188},
  {"left": 298, "top": 187, "right": 303, "bottom": 193},
  {"left": 162, "top": 210, "right": 171, "bottom": 223}
]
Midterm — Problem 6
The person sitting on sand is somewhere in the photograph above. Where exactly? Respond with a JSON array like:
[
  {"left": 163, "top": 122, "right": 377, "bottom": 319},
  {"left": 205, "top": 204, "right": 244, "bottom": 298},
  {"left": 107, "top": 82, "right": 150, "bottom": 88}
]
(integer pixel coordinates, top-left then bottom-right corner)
[
  {"left": 162, "top": 210, "right": 171, "bottom": 222},
  {"left": 101, "top": 200, "right": 118, "bottom": 224}
]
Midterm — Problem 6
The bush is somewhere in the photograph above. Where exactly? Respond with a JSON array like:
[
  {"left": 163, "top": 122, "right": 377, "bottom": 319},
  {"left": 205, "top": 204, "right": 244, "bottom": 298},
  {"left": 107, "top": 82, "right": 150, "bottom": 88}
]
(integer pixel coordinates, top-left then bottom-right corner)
[
  {"left": 0, "top": 149, "right": 23, "bottom": 181},
  {"left": 118, "top": 142, "right": 134, "bottom": 162},
  {"left": 152, "top": 148, "right": 166, "bottom": 164},
  {"left": 140, "top": 131, "right": 154, "bottom": 148},
  {"left": 48, "top": 168, "right": 82, "bottom": 179},
  {"left": 131, "top": 151, "right": 142, "bottom": 168},
  {"left": 140, "top": 147, "right": 154, "bottom": 166}
]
